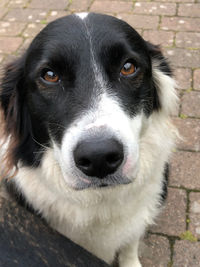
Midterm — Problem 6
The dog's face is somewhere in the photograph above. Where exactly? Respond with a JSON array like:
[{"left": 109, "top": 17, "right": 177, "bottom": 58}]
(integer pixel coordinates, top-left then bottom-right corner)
[{"left": 0, "top": 13, "right": 172, "bottom": 190}]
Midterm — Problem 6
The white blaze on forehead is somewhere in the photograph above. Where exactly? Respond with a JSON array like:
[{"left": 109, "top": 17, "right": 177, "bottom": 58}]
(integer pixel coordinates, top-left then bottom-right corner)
[
  {"left": 75, "top": 12, "right": 106, "bottom": 92},
  {"left": 75, "top": 12, "right": 106, "bottom": 96},
  {"left": 76, "top": 12, "right": 89, "bottom": 20}
]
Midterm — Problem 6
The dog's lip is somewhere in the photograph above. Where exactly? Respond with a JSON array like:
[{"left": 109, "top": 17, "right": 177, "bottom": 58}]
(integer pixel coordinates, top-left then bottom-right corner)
[
  {"left": 71, "top": 175, "right": 132, "bottom": 190},
  {"left": 99, "top": 183, "right": 109, "bottom": 187}
]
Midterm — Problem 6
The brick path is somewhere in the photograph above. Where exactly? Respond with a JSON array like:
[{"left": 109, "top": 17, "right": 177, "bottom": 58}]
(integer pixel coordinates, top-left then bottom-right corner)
[{"left": 0, "top": 0, "right": 200, "bottom": 266}]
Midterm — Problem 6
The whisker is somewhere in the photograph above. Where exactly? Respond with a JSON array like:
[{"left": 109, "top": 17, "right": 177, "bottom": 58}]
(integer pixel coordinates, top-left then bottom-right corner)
[
  {"left": 48, "top": 122, "right": 66, "bottom": 130},
  {"left": 33, "top": 149, "right": 46, "bottom": 155},
  {"left": 31, "top": 136, "right": 49, "bottom": 150}
]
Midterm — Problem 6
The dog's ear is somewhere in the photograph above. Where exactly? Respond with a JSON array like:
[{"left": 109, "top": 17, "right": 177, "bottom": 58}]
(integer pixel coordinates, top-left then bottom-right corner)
[
  {"left": 0, "top": 56, "right": 33, "bottom": 176},
  {"left": 1, "top": 56, "right": 25, "bottom": 129},
  {"left": 146, "top": 41, "right": 178, "bottom": 115},
  {"left": 146, "top": 41, "right": 172, "bottom": 77}
]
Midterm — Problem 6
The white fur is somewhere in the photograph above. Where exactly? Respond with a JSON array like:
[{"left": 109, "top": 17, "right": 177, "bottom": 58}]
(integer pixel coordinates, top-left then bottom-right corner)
[
  {"left": 53, "top": 93, "right": 142, "bottom": 189},
  {"left": 152, "top": 61, "right": 179, "bottom": 116},
  {"left": 13, "top": 65, "right": 178, "bottom": 266},
  {"left": 75, "top": 12, "right": 89, "bottom": 20}
]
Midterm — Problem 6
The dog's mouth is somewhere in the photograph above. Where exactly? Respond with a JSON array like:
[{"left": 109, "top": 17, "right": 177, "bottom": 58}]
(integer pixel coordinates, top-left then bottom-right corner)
[
  {"left": 70, "top": 174, "right": 132, "bottom": 191},
  {"left": 99, "top": 183, "right": 110, "bottom": 188}
]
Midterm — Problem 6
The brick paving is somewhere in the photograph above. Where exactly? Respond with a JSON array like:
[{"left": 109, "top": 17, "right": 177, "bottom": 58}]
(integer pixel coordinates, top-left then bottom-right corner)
[{"left": 0, "top": 0, "right": 199, "bottom": 266}]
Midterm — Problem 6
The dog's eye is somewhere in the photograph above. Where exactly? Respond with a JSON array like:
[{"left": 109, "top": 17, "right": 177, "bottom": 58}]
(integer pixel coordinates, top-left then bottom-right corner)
[
  {"left": 42, "top": 69, "right": 59, "bottom": 83},
  {"left": 120, "top": 62, "right": 136, "bottom": 76}
]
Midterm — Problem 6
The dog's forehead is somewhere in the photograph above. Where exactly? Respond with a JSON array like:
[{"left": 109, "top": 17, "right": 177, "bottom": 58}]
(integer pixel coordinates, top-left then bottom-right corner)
[
  {"left": 25, "top": 13, "right": 150, "bottom": 79},
  {"left": 31, "top": 13, "right": 143, "bottom": 51}
]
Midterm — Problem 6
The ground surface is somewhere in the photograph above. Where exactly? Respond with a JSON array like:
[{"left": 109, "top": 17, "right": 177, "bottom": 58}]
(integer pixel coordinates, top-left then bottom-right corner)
[{"left": 0, "top": 0, "right": 200, "bottom": 266}]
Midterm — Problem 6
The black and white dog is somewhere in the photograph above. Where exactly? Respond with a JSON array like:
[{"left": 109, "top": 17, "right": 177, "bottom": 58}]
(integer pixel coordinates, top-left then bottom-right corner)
[{"left": 0, "top": 13, "right": 178, "bottom": 266}]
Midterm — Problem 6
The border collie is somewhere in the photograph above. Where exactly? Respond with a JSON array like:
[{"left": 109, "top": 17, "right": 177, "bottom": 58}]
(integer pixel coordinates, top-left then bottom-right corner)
[{"left": 0, "top": 13, "right": 178, "bottom": 267}]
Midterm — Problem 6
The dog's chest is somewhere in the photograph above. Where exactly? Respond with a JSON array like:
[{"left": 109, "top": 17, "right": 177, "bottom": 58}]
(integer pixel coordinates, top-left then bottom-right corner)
[
  {"left": 47, "top": 189, "right": 150, "bottom": 264},
  {"left": 51, "top": 203, "right": 133, "bottom": 263},
  {"left": 14, "top": 166, "right": 162, "bottom": 264}
]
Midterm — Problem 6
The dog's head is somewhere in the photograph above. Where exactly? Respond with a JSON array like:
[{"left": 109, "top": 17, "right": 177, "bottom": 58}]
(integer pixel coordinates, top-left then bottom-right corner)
[{"left": 0, "top": 13, "right": 177, "bottom": 190}]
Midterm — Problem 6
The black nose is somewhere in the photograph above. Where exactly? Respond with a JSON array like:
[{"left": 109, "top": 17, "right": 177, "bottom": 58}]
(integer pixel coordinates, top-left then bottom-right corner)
[{"left": 73, "top": 137, "right": 124, "bottom": 178}]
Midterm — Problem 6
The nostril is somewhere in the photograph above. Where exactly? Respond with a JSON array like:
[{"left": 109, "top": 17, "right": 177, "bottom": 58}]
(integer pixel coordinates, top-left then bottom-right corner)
[
  {"left": 78, "top": 158, "right": 91, "bottom": 169},
  {"left": 106, "top": 152, "right": 122, "bottom": 166}
]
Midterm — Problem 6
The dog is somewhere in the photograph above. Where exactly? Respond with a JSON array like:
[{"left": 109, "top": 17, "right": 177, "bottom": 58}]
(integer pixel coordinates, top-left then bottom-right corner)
[{"left": 0, "top": 13, "right": 178, "bottom": 267}]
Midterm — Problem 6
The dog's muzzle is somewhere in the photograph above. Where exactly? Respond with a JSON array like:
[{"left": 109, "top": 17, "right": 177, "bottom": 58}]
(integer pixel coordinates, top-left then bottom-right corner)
[{"left": 73, "top": 135, "right": 124, "bottom": 179}]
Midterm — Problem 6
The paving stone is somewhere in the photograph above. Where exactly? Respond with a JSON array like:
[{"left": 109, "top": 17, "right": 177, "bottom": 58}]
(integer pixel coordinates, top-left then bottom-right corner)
[
  {"left": 0, "top": 36, "right": 23, "bottom": 53},
  {"left": 161, "top": 17, "right": 200, "bottom": 32},
  {"left": 90, "top": 1, "right": 133, "bottom": 13},
  {"left": 178, "top": 3, "right": 200, "bottom": 18},
  {"left": 154, "top": 0, "right": 194, "bottom": 2},
  {"left": 0, "top": 54, "right": 18, "bottom": 66},
  {"left": 189, "top": 192, "right": 200, "bottom": 239},
  {"left": 117, "top": 14, "right": 159, "bottom": 30},
  {"left": 0, "top": 0, "right": 9, "bottom": 7},
  {"left": 140, "top": 234, "right": 171, "bottom": 267},
  {"left": 193, "top": 69, "right": 200, "bottom": 91},
  {"left": 29, "top": 0, "right": 69, "bottom": 9},
  {"left": 143, "top": 30, "right": 174, "bottom": 47},
  {"left": 69, "top": 0, "right": 92, "bottom": 12},
  {"left": 0, "top": 54, "right": 4, "bottom": 63},
  {"left": 150, "top": 188, "right": 186, "bottom": 236},
  {"left": 170, "top": 151, "right": 200, "bottom": 189},
  {"left": 171, "top": 91, "right": 180, "bottom": 117},
  {"left": 46, "top": 10, "right": 70, "bottom": 23},
  {"left": 0, "top": 7, "right": 8, "bottom": 19},
  {"left": 0, "top": 21, "right": 26, "bottom": 36},
  {"left": 173, "top": 240, "right": 200, "bottom": 267},
  {"left": 133, "top": 2, "right": 176, "bottom": 16},
  {"left": 23, "top": 23, "right": 45, "bottom": 38},
  {"left": 4, "top": 8, "right": 47, "bottom": 23},
  {"left": 7, "top": 0, "right": 29, "bottom": 8},
  {"left": 181, "top": 91, "right": 200, "bottom": 117},
  {"left": 173, "top": 118, "right": 200, "bottom": 151},
  {"left": 164, "top": 48, "right": 200, "bottom": 68},
  {"left": 176, "top": 32, "right": 200, "bottom": 49},
  {"left": 18, "top": 37, "right": 33, "bottom": 53},
  {"left": 174, "top": 68, "right": 192, "bottom": 90}
]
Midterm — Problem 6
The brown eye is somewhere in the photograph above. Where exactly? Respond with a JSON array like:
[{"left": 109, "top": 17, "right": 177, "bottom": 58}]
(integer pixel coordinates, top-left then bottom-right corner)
[
  {"left": 120, "top": 62, "right": 136, "bottom": 76},
  {"left": 43, "top": 70, "right": 59, "bottom": 83}
]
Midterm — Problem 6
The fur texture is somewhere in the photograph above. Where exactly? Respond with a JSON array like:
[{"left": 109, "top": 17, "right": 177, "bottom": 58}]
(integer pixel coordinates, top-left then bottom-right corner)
[{"left": 0, "top": 13, "right": 178, "bottom": 266}]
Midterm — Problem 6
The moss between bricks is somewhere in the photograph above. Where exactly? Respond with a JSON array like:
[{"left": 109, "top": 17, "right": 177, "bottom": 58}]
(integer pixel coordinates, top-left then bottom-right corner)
[
  {"left": 40, "top": 20, "right": 47, "bottom": 25},
  {"left": 180, "top": 231, "right": 198, "bottom": 242},
  {"left": 179, "top": 113, "right": 188, "bottom": 119}
]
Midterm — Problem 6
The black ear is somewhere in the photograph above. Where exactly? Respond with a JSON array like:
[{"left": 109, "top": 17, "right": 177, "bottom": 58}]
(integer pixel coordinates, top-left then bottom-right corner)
[
  {"left": 0, "top": 56, "right": 36, "bottom": 174},
  {"left": 1, "top": 57, "right": 25, "bottom": 133},
  {"left": 145, "top": 41, "right": 178, "bottom": 115},
  {"left": 146, "top": 41, "right": 173, "bottom": 77}
]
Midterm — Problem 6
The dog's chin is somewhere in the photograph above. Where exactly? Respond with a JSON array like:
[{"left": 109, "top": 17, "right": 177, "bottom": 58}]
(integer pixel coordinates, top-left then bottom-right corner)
[{"left": 65, "top": 174, "right": 132, "bottom": 191}]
